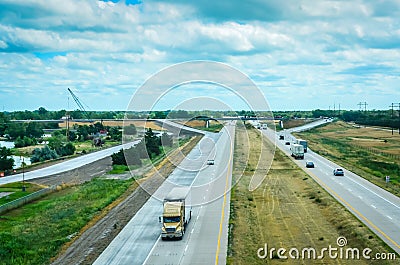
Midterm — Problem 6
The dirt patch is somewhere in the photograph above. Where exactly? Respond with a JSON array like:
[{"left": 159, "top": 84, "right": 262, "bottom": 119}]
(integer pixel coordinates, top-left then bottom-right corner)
[
  {"left": 50, "top": 135, "right": 202, "bottom": 265},
  {"left": 282, "top": 118, "right": 315, "bottom": 129},
  {"left": 227, "top": 124, "right": 395, "bottom": 264}
]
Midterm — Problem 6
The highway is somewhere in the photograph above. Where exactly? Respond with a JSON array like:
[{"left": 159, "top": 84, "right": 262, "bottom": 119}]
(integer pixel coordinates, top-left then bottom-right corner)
[
  {"left": 261, "top": 120, "right": 400, "bottom": 255},
  {"left": 0, "top": 141, "right": 139, "bottom": 186},
  {"left": 94, "top": 122, "right": 235, "bottom": 265}
]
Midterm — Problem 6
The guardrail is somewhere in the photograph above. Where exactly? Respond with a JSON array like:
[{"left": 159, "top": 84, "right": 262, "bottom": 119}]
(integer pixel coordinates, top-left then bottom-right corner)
[{"left": 0, "top": 185, "right": 58, "bottom": 215}]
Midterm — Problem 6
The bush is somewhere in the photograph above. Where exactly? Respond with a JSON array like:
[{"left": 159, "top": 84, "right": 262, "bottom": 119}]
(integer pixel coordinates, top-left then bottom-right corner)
[{"left": 31, "top": 145, "right": 59, "bottom": 163}]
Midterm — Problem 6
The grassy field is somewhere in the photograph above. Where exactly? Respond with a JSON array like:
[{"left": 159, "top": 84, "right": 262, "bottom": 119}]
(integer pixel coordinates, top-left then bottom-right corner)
[
  {"left": 294, "top": 121, "right": 400, "bottom": 196},
  {"left": 0, "top": 182, "right": 45, "bottom": 206},
  {"left": 227, "top": 123, "right": 396, "bottom": 264},
  {"left": 0, "top": 178, "right": 135, "bottom": 265},
  {"left": 0, "top": 135, "right": 201, "bottom": 265},
  {"left": 184, "top": 119, "right": 224, "bottom": 132}
]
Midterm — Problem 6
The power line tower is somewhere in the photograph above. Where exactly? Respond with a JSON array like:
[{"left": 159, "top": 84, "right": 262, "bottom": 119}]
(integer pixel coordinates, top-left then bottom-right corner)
[
  {"left": 358, "top": 102, "right": 368, "bottom": 112},
  {"left": 389, "top": 103, "right": 400, "bottom": 135}
]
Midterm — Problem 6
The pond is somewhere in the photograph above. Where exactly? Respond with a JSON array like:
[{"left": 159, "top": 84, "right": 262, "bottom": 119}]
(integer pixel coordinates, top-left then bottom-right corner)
[{"left": 0, "top": 141, "right": 32, "bottom": 169}]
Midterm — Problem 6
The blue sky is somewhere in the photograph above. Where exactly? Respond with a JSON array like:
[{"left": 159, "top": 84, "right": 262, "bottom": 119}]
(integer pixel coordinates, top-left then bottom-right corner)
[{"left": 0, "top": 0, "right": 399, "bottom": 111}]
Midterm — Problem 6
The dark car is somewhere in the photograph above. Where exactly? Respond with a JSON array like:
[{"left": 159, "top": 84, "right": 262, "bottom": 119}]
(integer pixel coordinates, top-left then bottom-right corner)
[
  {"left": 207, "top": 159, "right": 215, "bottom": 165},
  {"left": 285, "top": 141, "right": 290, "bottom": 145},
  {"left": 279, "top": 135, "right": 284, "bottom": 140},
  {"left": 306, "top": 161, "right": 315, "bottom": 168},
  {"left": 333, "top": 168, "right": 344, "bottom": 176}
]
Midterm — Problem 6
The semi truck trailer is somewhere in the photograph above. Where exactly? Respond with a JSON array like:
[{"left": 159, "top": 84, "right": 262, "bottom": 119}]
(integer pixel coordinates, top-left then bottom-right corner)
[
  {"left": 296, "top": 139, "right": 308, "bottom": 153},
  {"left": 160, "top": 187, "right": 192, "bottom": 240},
  {"left": 291, "top": 144, "right": 305, "bottom": 159}
]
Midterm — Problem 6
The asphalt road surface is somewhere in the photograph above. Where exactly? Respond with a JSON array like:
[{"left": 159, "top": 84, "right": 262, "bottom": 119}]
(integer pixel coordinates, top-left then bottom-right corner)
[
  {"left": 94, "top": 123, "right": 235, "bottom": 265},
  {"left": 262, "top": 120, "right": 400, "bottom": 255},
  {"left": 0, "top": 141, "right": 139, "bottom": 186}
]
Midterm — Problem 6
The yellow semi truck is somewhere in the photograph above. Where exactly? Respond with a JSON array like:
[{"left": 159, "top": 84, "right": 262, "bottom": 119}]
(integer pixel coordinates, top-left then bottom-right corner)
[{"left": 160, "top": 187, "right": 192, "bottom": 240}]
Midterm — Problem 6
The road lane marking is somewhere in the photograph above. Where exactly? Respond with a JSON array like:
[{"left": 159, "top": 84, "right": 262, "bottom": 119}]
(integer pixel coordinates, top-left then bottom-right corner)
[
  {"left": 306, "top": 170, "right": 400, "bottom": 252},
  {"left": 215, "top": 128, "right": 234, "bottom": 265},
  {"left": 371, "top": 205, "right": 376, "bottom": 209},
  {"left": 387, "top": 215, "right": 393, "bottom": 220},
  {"left": 142, "top": 236, "right": 161, "bottom": 265},
  {"left": 345, "top": 175, "right": 400, "bottom": 210}
]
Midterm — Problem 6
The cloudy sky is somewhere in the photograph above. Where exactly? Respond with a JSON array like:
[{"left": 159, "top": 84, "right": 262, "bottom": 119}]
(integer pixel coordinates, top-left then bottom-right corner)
[{"left": 0, "top": 0, "right": 399, "bottom": 111}]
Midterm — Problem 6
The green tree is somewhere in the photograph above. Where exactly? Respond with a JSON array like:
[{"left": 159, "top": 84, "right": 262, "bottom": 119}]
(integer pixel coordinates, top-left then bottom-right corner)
[
  {"left": 26, "top": 122, "right": 44, "bottom": 138},
  {"left": 145, "top": 128, "right": 160, "bottom": 158},
  {"left": 109, "top": 127, "right": 122, "bottom": 141},
  {"left": 0, "top": 112, "right": 9, "bottom": 136},
  {"left": 31, "top": 145, "right": 59, "bottom": 163},
  {"left": 5, "top": 123, "right": 26, "bottom": 139},
  {"left": 0, "top": 147, "right": 14, "bottom": 171},
  {"left": 123, "top": 124, "right": 137, "bottom": 135},
  {"left": 161, "top": 132, "right": 173, "bottom": 147}
]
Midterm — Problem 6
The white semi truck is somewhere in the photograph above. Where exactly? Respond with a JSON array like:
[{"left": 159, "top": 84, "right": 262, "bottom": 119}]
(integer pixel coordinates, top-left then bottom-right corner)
[
  {"left": 160, "top": 187, "right": 192, "bottom": 240},
  {"left": 291, "top": 144, "right": 305, "bottom": 159}
]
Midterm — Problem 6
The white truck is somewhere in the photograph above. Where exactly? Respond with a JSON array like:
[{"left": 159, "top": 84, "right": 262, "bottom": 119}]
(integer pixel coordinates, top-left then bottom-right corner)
[
  {"left": 291, "top": 144, "right": 305, "bottom": 159},
  {"left": 160, "top": 187, "right": 192, "bottom": 240},
  {"left": 296, "top": 139, "right": 308, "bottom": 153}
]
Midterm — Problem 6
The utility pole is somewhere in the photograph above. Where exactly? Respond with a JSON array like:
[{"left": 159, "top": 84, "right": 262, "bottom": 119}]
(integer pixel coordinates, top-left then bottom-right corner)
[
  {"left": 389, "top": 103, "right": 400, "bottom": 135},
  {"left": 358, "top": 102, "right": 368, "bottom": 112}
]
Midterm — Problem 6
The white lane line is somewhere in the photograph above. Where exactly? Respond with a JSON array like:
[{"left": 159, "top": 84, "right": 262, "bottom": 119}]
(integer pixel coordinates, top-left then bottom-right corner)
[
  {"left": 358, "top": 196, "right": 363, "bottom": 200},
  {"left": 345, "top": 176, "right": 400, "bottom": 210},
  {"left": 142, "top": 236, "right": 161, "bottom": 265},
  {"left": 307, "top": 147, "right": 400, "bottom": 210},
  {"left": 185, "top": 244, "right": 189, "bottom": 252},
  {"left": 387, "top": 215, "right": 393, "bottom": 220},
  {"left": 191, "top": 228, "right": 194, "bottom": 234},
  {"left": 371, "top": 205, "right": 377, "bottom": 209},
  {"left": 348, "top": 189, "right": 352, "bottom": 192}
]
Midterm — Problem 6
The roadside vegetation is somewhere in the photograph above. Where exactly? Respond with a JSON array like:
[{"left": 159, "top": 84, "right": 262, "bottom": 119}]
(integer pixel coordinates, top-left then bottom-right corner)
[
  {"left": 294, "top": 121, "right": 400, "bottom": 196},
  {"left": 227, "top": 122, "right": 395, "bottom": 264},
  {"left": 0, "top": 178, "right": 135, "bottom": 265},
  {"left": 184, "top": 119, "right": 224, "bottom": 132},
  {"left": 0, "top": 182, "right": 44, "bottom": 206},
  {"left": 0, "top": 133, "right": 201, "bottom": 265}
]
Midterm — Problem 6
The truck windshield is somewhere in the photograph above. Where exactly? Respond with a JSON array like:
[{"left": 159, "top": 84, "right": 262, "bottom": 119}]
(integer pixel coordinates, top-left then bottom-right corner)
[{"left": 164, "top": 216, "right": 180, "bottom": 223}]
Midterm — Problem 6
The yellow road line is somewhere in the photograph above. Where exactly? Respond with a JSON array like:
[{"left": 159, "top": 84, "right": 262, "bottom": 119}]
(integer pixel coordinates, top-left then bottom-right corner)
[
  {"left": 306, "top": 169, "right": 400, "bottom": 251},
  {"left": 215, "top": 129, "right": 234, "bottom": 265}
]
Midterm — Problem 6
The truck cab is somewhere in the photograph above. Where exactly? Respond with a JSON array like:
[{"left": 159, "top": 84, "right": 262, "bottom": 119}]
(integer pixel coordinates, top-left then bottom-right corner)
[{"left": 161, "top": 187, "right": 191, "bottom": 240}]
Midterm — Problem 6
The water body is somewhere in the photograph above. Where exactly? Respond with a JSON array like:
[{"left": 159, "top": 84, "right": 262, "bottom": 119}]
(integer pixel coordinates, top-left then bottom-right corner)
[
  {"left": 0, "top": 141, "right": 14, "bottom": 148},
  {"left": 12, "top": 156, "right": 32, "bottom": 169},
  {"left": 0, "top": 141, "right": 32, "bottom": 169}
]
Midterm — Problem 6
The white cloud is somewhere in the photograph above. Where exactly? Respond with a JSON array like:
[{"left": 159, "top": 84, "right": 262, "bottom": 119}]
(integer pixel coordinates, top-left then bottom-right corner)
[{"left": 0, "top": 0, "right": 399, "bottom": 110}]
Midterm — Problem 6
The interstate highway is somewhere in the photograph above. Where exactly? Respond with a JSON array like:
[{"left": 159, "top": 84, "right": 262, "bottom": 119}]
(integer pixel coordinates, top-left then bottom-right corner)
[
  {"left": 261, "top": 122, "right": 400, "bottom": 255},
  {"left": 94, "top": 122, "right": 235, "bottom": 265}
]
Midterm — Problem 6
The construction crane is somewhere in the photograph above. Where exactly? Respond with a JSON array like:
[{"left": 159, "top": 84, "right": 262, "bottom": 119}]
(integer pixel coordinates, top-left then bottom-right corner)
[{"left": 67, "top": 88, "right": 92, "bottom": 121}]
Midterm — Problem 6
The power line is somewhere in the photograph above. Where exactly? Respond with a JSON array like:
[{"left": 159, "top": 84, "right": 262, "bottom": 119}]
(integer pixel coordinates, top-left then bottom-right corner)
[
  {"left": 358, "top": 102, "right": 368, "bottom": 112},
  {"left": 389, "top": 103, "right": 400, "bottom": 135}
]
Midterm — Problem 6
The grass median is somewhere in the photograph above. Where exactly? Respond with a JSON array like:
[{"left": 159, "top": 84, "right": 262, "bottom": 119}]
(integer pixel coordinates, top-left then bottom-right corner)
[{"left": 227, "top": 123, "right": 396, "bottom": 264}]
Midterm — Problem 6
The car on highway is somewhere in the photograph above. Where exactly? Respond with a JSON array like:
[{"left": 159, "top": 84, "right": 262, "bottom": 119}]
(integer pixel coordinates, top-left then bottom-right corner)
[
  {"left": 207, "top": 159, "right": 215, "bottom": 165},
  {"left": 333, "top": 168, "right": 344, "bottom": 176},
  {"left": 279, "top": 135, "right": 284, "bottom": 140},
  {"left": 285, "top": 141, "right": 290, "bottom": 145},
  {"left": 305, "top": 161, "right": 315, "bottom": 168}
]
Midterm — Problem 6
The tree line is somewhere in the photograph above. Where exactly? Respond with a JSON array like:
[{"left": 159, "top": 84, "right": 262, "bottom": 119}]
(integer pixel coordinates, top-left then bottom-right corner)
[{"left": 111, "top": 128, "right": 173, "bottom": 167}]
